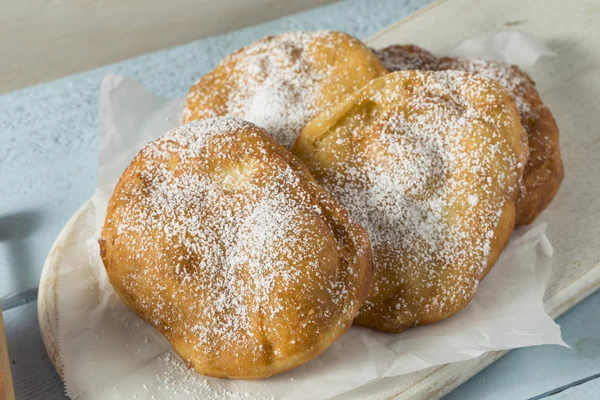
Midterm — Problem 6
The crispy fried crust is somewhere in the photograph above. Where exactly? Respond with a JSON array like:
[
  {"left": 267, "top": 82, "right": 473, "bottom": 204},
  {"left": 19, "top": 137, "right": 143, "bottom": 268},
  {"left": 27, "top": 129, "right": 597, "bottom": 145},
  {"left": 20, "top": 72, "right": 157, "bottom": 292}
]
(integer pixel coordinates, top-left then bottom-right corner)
[
  {"left": 100, "top": 117, "right": 372, "bottom": 378},
  {"left": 183, "top": 31, "right": 388, "bottom": 148},
  {"left": 293, "top": 71, "right": 528, "bottom": 332},
  {"left": 377, "top": 44, "right": 563, "bottom": 226}
]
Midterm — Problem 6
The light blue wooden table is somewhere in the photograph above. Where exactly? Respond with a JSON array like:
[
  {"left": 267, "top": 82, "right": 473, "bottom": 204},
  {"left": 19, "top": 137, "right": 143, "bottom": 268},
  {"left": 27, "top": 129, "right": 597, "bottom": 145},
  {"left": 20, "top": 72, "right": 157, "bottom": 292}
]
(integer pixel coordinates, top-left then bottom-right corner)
[{"left": 1, "top": 0, "right": 599, "bottom": 398}]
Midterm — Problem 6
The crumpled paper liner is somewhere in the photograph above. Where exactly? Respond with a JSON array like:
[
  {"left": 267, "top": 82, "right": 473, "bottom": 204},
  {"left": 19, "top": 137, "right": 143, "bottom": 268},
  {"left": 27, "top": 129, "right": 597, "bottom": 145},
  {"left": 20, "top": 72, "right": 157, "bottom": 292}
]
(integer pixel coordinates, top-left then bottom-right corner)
[{"left": 56, "top": 32, "right": 564, "bottom": 400}]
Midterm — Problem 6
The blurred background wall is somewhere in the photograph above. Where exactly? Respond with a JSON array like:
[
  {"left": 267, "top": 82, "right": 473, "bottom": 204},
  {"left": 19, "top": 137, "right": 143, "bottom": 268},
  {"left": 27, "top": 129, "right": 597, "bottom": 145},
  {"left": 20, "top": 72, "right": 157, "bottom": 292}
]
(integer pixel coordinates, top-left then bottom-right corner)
[{"left": 0, "top": 0, "right": 338, "bottom": 93}]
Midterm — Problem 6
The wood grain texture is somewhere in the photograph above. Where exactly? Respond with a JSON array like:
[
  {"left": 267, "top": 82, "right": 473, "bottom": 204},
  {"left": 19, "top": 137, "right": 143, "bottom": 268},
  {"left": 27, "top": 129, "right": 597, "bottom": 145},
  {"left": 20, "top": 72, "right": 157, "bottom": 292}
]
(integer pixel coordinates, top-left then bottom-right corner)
[
  {"left": 0, "top": 310, "right": 16, "bottom": 400},
  {"left": 0, "top": 0, "right": 338, "bottom": 93},
  {"left": 36, "top": 0, "right": 600, "bottom": 398},
  {"left": 38, "top": 238, "right": 61, "bottom": 378},
  {"left": 3, "top": 303, "right": 65, "bottom": 400},
  {"left": 445, "top": 289, "right": 600, "bottom": 400},
  {"left": 546, "top": 378, "right": 600, "bottom": 400}
]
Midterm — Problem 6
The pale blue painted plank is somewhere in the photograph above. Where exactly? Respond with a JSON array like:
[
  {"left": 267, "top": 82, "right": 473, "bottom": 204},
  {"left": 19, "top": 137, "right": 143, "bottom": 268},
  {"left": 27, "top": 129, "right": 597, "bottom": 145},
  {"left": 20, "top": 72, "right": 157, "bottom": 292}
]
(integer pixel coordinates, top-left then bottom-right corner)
[
  {"left": 545, "top": 377, "right": 600, "bottom": 400},
  {"left": 2, "top": 302, "right": 66, "bottom": 399},
  {"left": 0, "top": 0, "right": 433, "bottom": 299},
  {"left": 2, "top": 0, "right": 598, "bottom": 399},
  {"left": 443, "top": 288, "right": 600, "bottom": 400}
]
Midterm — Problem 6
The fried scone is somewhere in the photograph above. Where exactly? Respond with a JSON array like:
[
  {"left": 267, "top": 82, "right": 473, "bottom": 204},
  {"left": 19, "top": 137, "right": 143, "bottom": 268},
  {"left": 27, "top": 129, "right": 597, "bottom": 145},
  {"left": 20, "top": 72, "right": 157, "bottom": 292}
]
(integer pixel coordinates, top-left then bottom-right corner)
[
  {"left": 99, "top": 117, "right": 372, "bottom": 379},
  {"left": 292, "top": 71, "right": 528, "bottom": 332},
  {"left": 435, "top": 58, "right": 563, "bottom": 226},
  {"left": 376, "top": 43, "right": 563, "bottom": 226},
  {"left": 183, "top": 31, "right": 387, "bottom": 148}
]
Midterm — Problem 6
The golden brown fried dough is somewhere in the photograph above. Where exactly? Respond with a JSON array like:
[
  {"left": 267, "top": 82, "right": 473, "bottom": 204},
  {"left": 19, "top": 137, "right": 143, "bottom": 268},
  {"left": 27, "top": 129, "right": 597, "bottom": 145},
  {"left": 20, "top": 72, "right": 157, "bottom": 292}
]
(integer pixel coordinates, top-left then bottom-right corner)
[
  {"left": 293, "top": 71, "right": 528, "bottom": 332},
  {"left": 100, "top": 117, "right": 372, "bottom": 378},
  {"left": 436, "top": 57, "right": 563, "bottom": 226},
  {"left": 184, "top": 31, "right": 388, "bottom": 148},
  {"left": 377, "top": 44, "right": 563, "bottom": 226}
]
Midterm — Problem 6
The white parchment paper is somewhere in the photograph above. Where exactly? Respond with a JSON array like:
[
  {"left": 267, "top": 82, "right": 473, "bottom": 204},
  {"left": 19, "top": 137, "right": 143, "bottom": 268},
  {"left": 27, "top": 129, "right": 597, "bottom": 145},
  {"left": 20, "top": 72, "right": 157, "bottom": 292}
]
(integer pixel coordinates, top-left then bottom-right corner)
[{"left": 56, "top": 32, "right": 565, "bottom": 400}]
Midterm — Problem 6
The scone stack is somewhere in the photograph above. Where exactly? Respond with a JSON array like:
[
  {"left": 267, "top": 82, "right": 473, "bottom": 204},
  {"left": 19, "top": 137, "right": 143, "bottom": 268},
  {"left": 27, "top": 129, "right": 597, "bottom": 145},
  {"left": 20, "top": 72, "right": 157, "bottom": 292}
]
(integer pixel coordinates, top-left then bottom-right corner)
[{"left": 100, "top": 31, "right": 563, "bottom": 379}]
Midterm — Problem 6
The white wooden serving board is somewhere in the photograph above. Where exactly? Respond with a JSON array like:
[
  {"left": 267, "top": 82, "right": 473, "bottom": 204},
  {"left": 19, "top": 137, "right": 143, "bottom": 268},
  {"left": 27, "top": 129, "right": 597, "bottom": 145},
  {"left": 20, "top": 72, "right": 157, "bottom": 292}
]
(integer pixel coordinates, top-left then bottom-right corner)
[{"left": 38, "top": 0, "right": 600, "bottom": 398}]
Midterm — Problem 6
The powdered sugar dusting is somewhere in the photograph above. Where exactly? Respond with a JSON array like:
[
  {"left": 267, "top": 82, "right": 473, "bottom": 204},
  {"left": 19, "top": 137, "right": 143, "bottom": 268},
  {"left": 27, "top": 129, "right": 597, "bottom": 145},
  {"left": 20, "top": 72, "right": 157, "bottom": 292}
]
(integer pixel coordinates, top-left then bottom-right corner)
[
  {"left": 376, "top": 45, "right": 539, "bottom": 121},
  {"left": 437, "top": 57, "right": 537, "bottom": 120},
  {"left": 154, "top": 353, "right": 274, "bottom": 400},
  {"left": 226, "top": 32, "right": 330, "bottom": 148},
  {"left": 183, "top": 32, "right": 331, "bottom": 148},
  {"left": 376, "top": 45, "right": 563, "bottom": 226},
  {"left": 297, "top": 71, "right": 526, "bottom": 329},
  {"left": 184, "top": 31, "right": 386, "bottom": 148},
  {"left": 102, "top": 117, "right": 367, "bottom": 377},
  {"left": 434, "top": 57, "right": 561, "bottom": 225}
]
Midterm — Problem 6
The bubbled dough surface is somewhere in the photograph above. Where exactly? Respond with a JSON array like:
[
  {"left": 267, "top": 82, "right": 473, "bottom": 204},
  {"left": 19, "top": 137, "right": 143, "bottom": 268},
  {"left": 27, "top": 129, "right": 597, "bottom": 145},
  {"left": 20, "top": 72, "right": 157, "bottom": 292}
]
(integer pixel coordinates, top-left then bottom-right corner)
[
  {"left": 376, "top": 45, "right": 564, "bottom": 226},
  {"left": 100, "top": 117, "right": 372, "bottom": 379},
  {"left": 293, "top": 71, "right": 528, "bottom": 332},
  {"left": 183, "top": 31, "right": 388, "bottom": 148}
]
